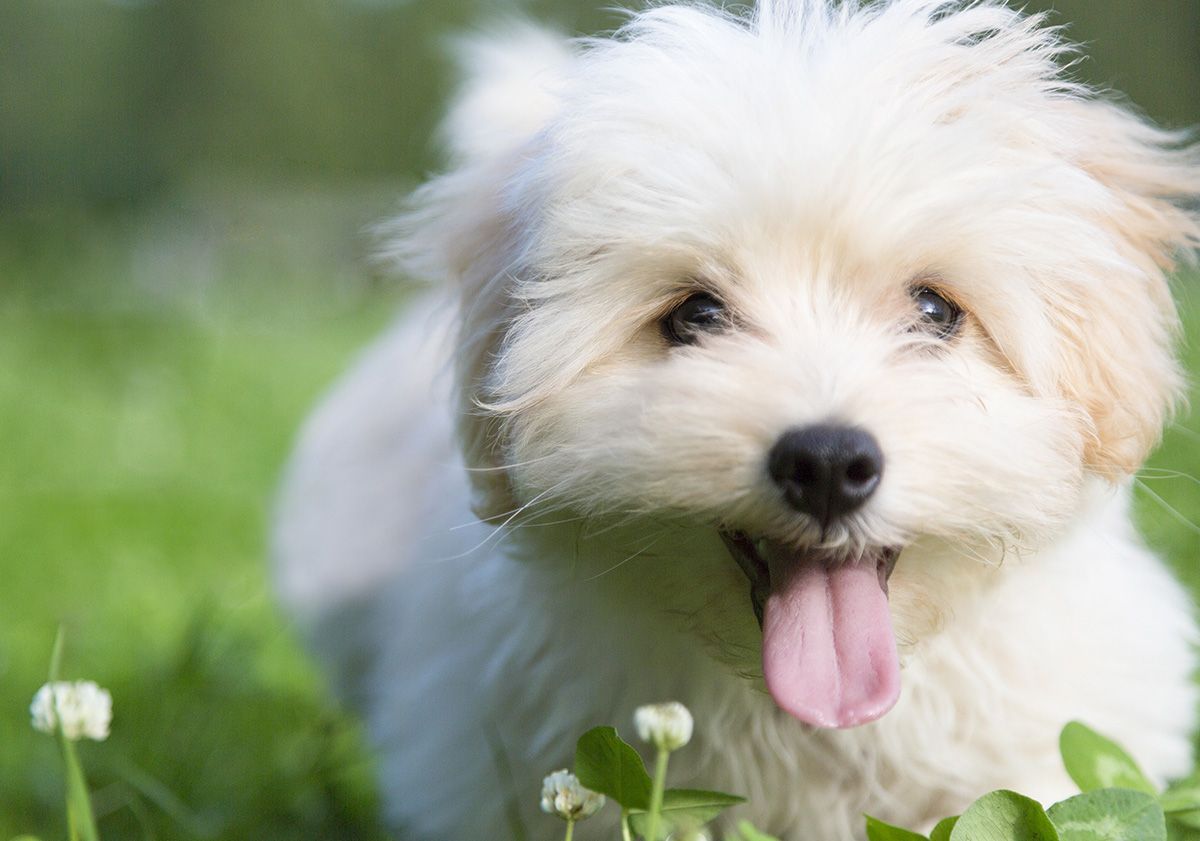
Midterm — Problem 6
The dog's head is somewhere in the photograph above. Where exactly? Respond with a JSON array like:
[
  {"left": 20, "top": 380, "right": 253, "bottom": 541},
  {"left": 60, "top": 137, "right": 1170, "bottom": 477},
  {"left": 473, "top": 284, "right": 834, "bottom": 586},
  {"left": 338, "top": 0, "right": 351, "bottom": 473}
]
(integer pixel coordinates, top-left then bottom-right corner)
[{"left": 393, "top": 0, "right": 1200, "bottom": 727}]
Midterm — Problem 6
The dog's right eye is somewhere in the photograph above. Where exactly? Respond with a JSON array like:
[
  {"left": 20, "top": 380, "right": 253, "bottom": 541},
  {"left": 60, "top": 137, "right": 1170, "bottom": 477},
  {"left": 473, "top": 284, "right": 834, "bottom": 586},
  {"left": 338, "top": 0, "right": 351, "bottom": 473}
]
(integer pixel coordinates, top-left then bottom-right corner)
[
  {"left": 911, "top": 286, "right": 963, "bottom": 340},
  {"left": 662, "top": 293, "right": 729, "bottom": 346}
]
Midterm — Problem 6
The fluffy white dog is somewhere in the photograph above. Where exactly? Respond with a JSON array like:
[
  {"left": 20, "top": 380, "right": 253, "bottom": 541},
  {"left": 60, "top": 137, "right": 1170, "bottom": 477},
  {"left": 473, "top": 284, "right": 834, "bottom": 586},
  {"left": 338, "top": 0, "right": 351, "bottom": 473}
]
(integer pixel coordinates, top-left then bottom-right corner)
[{"left": 273, "top": 1, "right": 1200, "bottom": 838}]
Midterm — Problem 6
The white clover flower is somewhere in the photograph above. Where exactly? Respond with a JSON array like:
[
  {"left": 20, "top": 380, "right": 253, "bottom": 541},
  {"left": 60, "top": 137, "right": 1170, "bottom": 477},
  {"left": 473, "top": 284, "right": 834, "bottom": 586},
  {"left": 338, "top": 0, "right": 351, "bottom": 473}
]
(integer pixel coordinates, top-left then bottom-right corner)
[
  {"left": 30, "top": 681, "right": 112, "bottom": 742},
  {"left": 540, "top": 769, "right": 605, "bottom": 821},
  {"left": 635, "top": 701, "right": 694, "bottom": 752}
]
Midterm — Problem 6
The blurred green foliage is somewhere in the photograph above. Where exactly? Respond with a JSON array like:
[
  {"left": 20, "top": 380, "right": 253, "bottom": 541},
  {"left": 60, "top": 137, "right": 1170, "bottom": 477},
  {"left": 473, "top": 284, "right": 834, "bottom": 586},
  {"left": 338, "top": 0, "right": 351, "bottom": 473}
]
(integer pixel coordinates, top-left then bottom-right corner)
[
  {"left": 0, "top": 202, "right": 408, "bottom": 838},
  {"left": 0, "top": 1, "right": 1197, "bottom": 839},
  {"left": 0, "top": 0, "right": 623, "bottom": 209},
  {"left": 0, "top": 0, "right": 1195, "bottom": 210}
]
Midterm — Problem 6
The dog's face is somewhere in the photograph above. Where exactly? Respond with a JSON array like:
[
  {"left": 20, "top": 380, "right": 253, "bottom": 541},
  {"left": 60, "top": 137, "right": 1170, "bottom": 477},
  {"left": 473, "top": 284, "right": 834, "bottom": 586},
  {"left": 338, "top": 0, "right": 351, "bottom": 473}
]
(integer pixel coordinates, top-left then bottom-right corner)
[{"left": 400, "top": 1, "right": 1198, "bottom": 727}]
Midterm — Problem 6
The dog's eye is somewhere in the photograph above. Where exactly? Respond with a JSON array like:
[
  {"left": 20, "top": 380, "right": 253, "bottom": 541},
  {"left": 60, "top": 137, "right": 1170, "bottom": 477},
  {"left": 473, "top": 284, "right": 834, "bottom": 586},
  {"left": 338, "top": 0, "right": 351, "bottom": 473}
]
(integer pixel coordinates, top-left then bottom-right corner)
[
  {"left": 662, "top": 293, "right": 729, "bottom": 346},
  {"left": 912, "top": 287, "right": 963, "bottom": 339}
]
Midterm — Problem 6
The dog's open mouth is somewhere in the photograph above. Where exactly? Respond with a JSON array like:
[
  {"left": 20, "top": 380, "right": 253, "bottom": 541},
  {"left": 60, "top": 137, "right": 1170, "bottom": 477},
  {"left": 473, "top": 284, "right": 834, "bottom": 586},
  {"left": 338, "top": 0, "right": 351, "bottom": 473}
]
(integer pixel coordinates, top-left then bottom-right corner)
[{"left": 721, "top": 533, "right": 901, "bottom": 729}]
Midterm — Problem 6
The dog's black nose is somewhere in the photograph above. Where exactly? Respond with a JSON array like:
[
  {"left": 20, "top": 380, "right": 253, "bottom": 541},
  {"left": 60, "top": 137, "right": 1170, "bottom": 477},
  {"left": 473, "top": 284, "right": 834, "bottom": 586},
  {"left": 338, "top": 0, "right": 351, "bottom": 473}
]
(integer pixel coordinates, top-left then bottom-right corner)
[{"left": 768, "top": 425, "right": 883, "bottom": 527}]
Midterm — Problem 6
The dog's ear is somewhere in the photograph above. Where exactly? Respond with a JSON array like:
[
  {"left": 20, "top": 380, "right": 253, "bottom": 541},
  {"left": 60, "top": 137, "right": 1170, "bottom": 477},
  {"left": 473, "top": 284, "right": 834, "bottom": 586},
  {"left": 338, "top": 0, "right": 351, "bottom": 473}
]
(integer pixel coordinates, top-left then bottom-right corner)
[
  {"left": 1054, "top": 101, "right": 1199, "bottom": 478},
  {"left": 385, "top": 25, "right": 574, "bottom": 521}
]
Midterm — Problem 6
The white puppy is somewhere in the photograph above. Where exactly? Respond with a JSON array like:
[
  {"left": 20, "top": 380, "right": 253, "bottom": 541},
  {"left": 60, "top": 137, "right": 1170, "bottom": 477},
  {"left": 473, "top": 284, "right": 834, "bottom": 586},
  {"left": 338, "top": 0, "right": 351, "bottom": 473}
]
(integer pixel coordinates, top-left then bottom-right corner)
[{"left": 273, "top": 1, "right": 1200, "bottom": 838}]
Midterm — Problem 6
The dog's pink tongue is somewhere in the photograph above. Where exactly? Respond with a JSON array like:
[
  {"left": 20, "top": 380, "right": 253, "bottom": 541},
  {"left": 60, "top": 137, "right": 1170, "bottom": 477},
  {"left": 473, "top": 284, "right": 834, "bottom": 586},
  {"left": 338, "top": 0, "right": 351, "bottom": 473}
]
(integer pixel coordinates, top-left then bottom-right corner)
[{"left": 762, "top": 552, "right": 900, "bottom": 729}]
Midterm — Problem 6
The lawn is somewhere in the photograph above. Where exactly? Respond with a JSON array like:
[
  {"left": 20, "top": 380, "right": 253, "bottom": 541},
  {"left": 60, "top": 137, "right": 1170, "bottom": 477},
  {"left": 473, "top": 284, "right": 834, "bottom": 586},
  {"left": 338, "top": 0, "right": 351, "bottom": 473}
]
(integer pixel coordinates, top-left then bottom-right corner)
[
  {"left": 1, "top": 201, "right": 1198, "bottom": 840},
  {"left": 0, "top": 199, "right": 405, "bottom": 840}
]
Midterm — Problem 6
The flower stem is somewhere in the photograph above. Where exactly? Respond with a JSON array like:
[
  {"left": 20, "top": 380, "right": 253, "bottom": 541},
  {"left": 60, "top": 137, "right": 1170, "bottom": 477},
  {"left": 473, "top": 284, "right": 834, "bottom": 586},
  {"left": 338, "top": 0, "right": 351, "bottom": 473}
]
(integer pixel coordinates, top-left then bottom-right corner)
[
  {"left": 59, "top": 736, "right": 100, "bottom": 841},
  {"left": 645, "top": 747, "right": 670, "bottom": 841},
  {"left": 46, "top": 629, "right": 101, "bottom": 841},
  {"left": 563, "top": 818, "right": 575, "bottom": 841},
  {"left": 622, "top": 809, "right": 633, "bottom": 841}
]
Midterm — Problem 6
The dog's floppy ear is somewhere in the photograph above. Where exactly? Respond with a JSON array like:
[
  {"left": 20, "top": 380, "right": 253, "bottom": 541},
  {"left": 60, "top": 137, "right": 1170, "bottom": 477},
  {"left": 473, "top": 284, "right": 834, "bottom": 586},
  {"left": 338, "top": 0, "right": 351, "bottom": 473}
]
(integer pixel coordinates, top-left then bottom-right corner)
[
  {"left": 386, "top": 24, "right": 574, "bottom": 520},
  {"left": 1055, "top": 101, "right": 1200, "bottom": 478}
]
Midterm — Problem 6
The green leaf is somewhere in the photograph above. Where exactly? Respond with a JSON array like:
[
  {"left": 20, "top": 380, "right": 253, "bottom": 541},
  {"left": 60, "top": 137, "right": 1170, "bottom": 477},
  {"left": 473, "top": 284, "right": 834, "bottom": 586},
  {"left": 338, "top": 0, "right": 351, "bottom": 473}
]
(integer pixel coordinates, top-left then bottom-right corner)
[
  {"left": 949, "top": 790, "right": 1060, "bottom": 841},
  {"left": 931, "top": 817, "right": 959, "bottom": 841},
  {"left": 1170, "top": 810, "right": 1200, "bottom": 831},
  {"left": 11, "top": 836, "right": 46, "bottom": 841},
  {"left": 1047, "top": 788, "right": 1165, "bottom": 841},
  {"left": 1167, "top": 812, "right": 1200, "bottom": 840},
  {"left": 1060, "top": 722, "right": 1157, "bottom": 796},
  {"left": 629, "top": 789, "right": 746, "bottom": 839},
  {"left": 48, "top": 626, "right": 66, "bottom": 683},
  {"left": 1162, "top": 776, "right": 1200, "bottom": 814},
  {"left": 45, "top": 631, "right": 101, "bottom": 841},
  {"left": 865, "top": 814, "right": 929, "bottom": 840},
  {"left": 727, "top": 820, "right": 783, "bottom": 841},
  {"left": 61, "top": 736, "right": 100, "bottom": 841},
  {"left": 573, "top": 726, "right": 652, "bottom": 811}
]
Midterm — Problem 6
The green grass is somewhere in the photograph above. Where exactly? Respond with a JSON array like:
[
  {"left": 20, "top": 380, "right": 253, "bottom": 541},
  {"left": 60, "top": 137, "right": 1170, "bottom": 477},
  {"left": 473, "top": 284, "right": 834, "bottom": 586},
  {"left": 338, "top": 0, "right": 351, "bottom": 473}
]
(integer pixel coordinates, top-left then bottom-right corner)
[
  {"left": 0, "top": 206, "right": 405, "bottom": 840},
  {"left": 0, "top": 206, "right": 1198, "bottom": 840}
]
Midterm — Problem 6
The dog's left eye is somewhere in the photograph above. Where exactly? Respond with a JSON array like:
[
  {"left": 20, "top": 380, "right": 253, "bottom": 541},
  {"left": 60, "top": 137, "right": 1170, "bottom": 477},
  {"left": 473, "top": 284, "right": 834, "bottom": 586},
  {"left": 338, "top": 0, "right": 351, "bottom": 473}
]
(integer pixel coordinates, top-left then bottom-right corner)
[
  {"left": 912, "top": 287, "right": 963, "bottom": 339},
  {"left": 662, "top": 293, "right": 729, "bottom": 346}
]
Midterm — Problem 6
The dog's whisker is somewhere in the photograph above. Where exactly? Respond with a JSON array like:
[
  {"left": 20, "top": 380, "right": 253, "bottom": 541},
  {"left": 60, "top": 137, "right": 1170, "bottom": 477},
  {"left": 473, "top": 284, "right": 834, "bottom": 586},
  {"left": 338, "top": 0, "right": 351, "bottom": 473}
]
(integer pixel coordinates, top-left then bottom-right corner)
[
  {"left": 490, "top": 480, "right": 571, "bottom": 529},
  {"left": 574, "top": 509, "right": 699, "bottom": 543},
  {"left": 1165, "top": 424, "right": 1200, "bottom": 444},
  {"left": 1137, "top": 468, "right": 1200, "bottom": 486},
  {"left": 578, "top": 514, "right": 646, "bottom": 541},
  {"left": 461, "top": 452, "right": 565, "bottom": 473},
  {"left": 1134, "top": 479, "right": 1200, "bottom": 537},
  {"left": 443, "top": 503, "right": 581, "bottom": 534},
  {"left": 502, "top": 514, "right": 592, "bottom": 529},
  {"left": 578, "top": 534, "right": 665, "bottom": 583},
  {"left": 429, "top": 479, "right": 572, "bottom": 562},
  {"left": 946, "top": 539, "right": 1005, "bottom": 570},
  {"left": 450, "top": 480, "right": 574, "bottom": 532}
]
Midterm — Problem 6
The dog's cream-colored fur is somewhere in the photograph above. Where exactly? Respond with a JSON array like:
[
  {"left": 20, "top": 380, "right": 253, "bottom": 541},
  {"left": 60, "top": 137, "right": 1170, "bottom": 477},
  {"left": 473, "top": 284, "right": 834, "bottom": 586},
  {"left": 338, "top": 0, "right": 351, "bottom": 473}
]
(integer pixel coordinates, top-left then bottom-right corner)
[{"left": 273, "top": 2, "right": 1200, "bottom": 838}]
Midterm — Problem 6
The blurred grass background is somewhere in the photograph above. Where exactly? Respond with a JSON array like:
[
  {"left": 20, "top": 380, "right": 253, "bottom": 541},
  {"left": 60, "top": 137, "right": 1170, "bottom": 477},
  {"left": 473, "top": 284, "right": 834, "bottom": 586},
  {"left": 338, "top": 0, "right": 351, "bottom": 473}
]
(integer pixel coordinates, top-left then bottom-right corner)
[{"left": 0, "top": 1, "right": 1197, "bottom": 839}]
